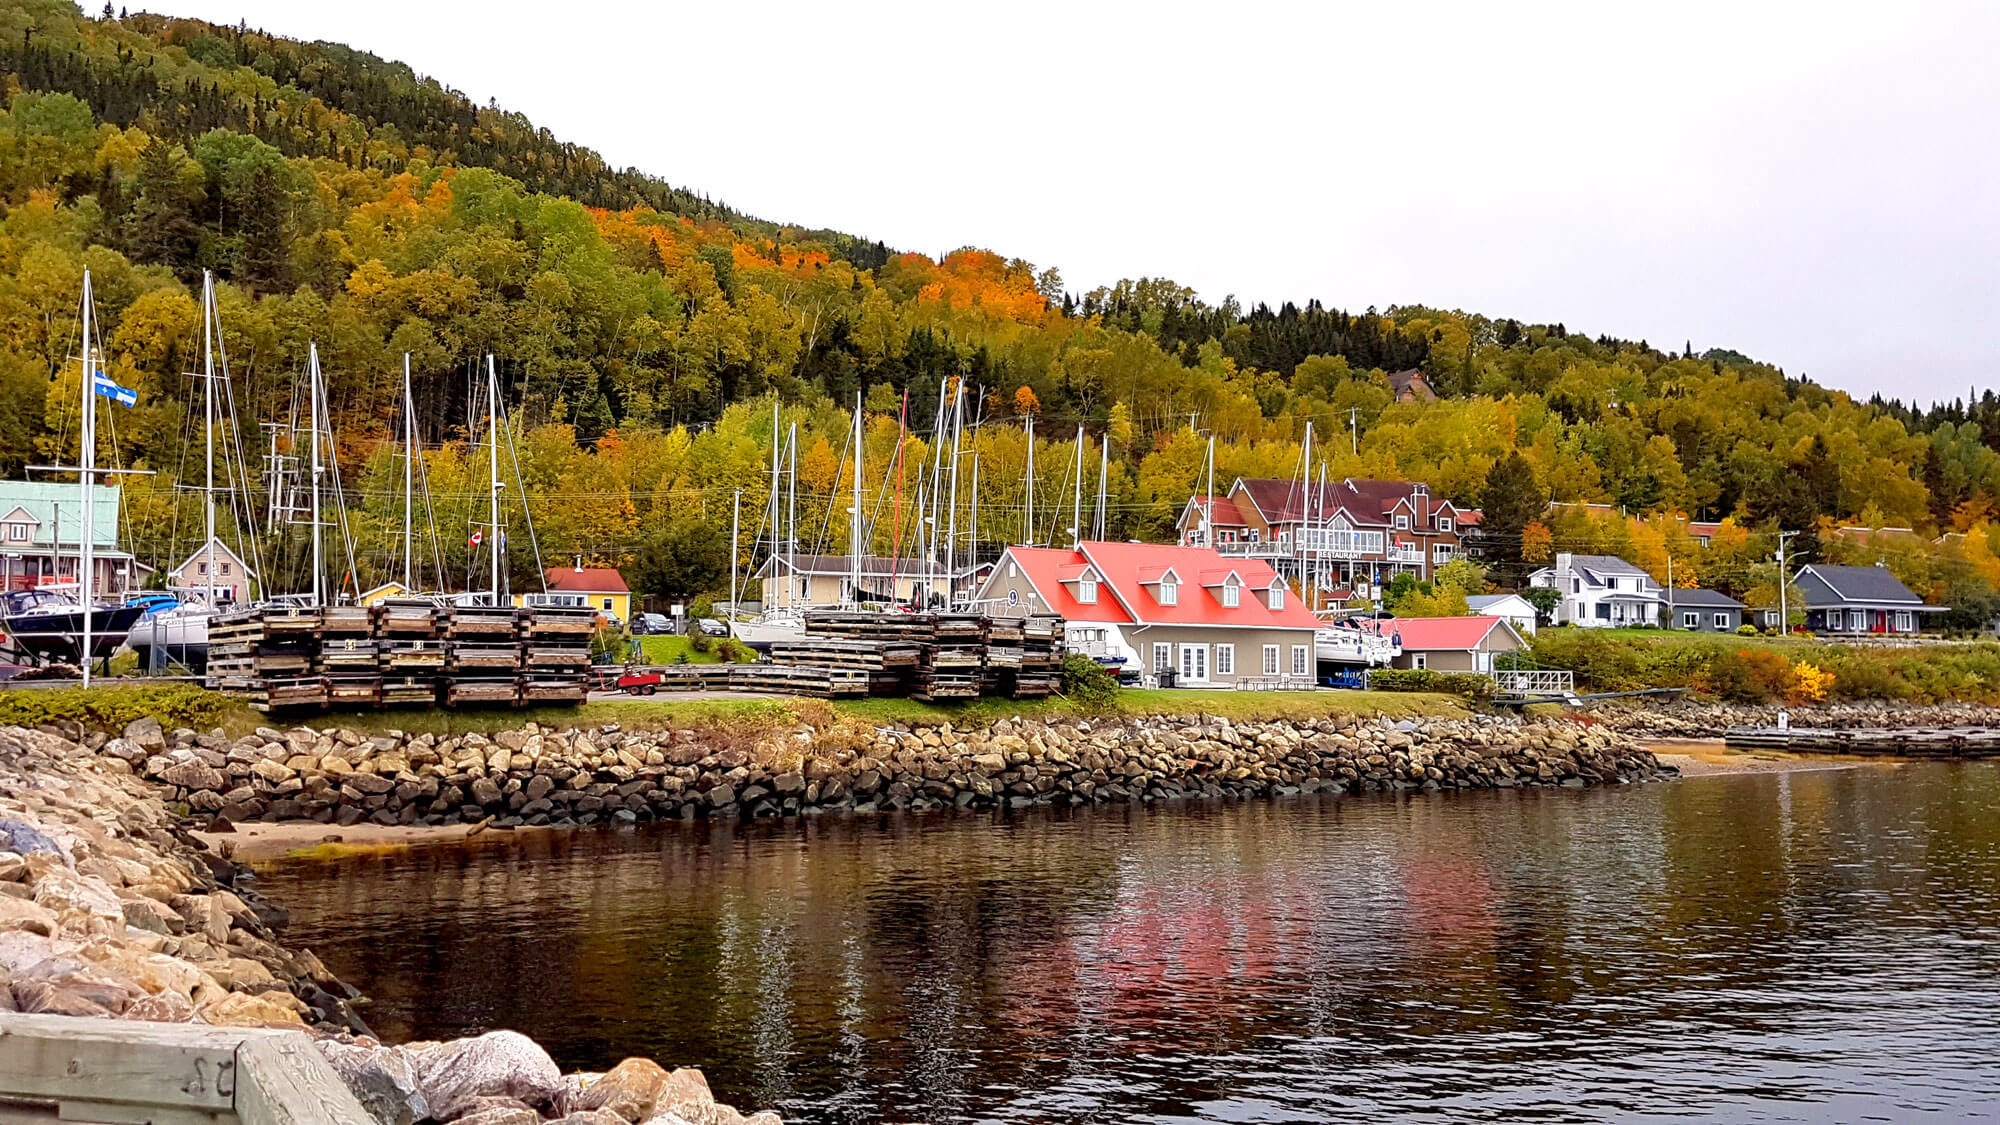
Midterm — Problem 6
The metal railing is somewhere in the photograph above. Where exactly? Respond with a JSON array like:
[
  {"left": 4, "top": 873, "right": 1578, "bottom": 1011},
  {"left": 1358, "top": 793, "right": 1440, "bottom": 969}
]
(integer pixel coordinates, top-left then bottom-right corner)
[{"left": 1492, "top": 668, "right": 1575, "bottom": 697}]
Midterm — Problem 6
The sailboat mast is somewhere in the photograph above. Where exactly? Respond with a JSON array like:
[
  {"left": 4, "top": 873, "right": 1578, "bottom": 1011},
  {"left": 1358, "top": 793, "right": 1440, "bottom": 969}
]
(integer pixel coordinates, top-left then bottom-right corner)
[
  {"left": 1022, "top": 416, "right": 1034, "bottom": 547},
  {"left": 402, "top": 353, "right": 414, "bottom": 591},
  {"left": 78, "top": 269, "right": 95, "bottom": 686},
  {"left": 201, "top": 271, "right": 216, "bottom": 609},
  {"left": 849, "top": 393, "right": 863, "bottom": 606},
  {"left": 1094, "top": 437, "right": 1109, "bottom": 541},
  {"left": 944, "top": 386, "right": 961, "bottom": 599},
  {"left": 1204, "top": 435, "right": 1216, "bottom": 548},
  {"left": 1069, "top": 425, "right": 1084, "bottom": 549},
  {"left": 728, "top": 489, "right": 741, "bottom": 621},
  {"left": 308, "top": 343, "right": 323, "bottom": 607},
  {"left": 786, "top": 422, "right": 797, "bottom": 608},
  {"left": 486, "top": 355, "right": 502, "bottom": 606}
]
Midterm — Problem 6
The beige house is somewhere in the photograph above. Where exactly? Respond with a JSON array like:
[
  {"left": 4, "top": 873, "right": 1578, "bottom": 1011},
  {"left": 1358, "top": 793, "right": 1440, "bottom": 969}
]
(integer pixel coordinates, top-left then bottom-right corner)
[
  {"left": 166, "top": 536, "right": 256, "bottom": 605},
  {"left": 754, "top": 554, "right": 963, "bottom": 611},
  {"left": 973, "top": 541, "right": 1323, "bottom": 687}
]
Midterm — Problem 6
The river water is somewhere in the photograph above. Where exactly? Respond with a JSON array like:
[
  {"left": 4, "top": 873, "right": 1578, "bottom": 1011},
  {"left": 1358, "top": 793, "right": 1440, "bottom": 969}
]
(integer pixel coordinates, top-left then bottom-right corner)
[{"left": 258, "top": 764, "right": 2000, "bottom": 1123}]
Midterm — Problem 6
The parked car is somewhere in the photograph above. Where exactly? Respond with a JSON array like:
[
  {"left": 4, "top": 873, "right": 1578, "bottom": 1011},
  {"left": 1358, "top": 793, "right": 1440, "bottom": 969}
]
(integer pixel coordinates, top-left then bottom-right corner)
[
  {"left": 697, "top": 617, "right": 729, "bottom": 637},
  {"left": 631, "top": 613, "right": 670, "bottom": 635}
]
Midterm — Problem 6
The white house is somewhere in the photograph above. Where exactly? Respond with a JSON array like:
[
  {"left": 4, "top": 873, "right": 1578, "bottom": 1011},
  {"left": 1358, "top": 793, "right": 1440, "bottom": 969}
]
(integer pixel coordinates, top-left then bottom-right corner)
[
  {"left": 1466, "top": 592, "right": 1539, "bottom": 636},
  {"left": 1527, "top": 553, "right": 1665, "bottom": 628}
]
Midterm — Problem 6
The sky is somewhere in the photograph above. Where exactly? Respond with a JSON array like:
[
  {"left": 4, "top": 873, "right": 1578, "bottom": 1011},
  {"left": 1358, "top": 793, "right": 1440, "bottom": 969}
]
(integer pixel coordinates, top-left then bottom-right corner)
[{"left": 150, "top": 1, "right": 2000, "bottom": 405}]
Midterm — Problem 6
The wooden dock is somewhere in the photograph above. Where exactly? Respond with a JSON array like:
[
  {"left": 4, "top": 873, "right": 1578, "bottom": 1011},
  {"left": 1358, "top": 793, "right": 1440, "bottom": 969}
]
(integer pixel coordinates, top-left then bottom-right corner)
[
  {"left": 1724, "top": 725, "right": 2000, "bottom": 758},
  {"left": 0, "top": 1011, "right": 372, "bottom": 1123}
]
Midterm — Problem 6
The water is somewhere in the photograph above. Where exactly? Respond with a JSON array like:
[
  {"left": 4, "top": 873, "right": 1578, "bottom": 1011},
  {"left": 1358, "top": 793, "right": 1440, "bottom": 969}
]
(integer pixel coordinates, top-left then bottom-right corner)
[{"left": 258, "top": 765, "right": 2000, "bottom": 1123}]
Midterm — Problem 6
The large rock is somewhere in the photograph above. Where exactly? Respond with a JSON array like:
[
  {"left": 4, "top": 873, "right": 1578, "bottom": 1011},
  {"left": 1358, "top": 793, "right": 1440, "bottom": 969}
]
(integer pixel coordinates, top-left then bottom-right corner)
[
  {"left": 651, "top": 1069, "right": 717, "bottom": 1125},
  {"left": 123, "top": 716, "right": 166, "bottom": 750},
  {"left": 576, "top": 1057, "right": 670, "bottom": 1121},
  {"left": 0, "top": 896, "right": 57, "bottom": 936},
  {"left": 197, "top": 990, "right": 306, "bottom": 1027},
  {"left": 32, "top": 868, "right": 124, "bottom": 930},
  {"left": 453, "top": 1108, "right": 542, "bottom": 1125},
  {"left": 160, "top": 762, "right": 227, "bottom": 791},
  {"left": 414, "top": 1031, "right": 563, "bottom": 1120},
  {"left": 318, "top": 1040, "right": 430, "bottom": 1125}
]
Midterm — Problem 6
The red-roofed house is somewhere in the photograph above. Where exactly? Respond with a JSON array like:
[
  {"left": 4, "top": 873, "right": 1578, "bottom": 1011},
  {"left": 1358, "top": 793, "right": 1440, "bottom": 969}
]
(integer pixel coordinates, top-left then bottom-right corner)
[
  {"left": 1176, "top": 477, "right": 1481, "bottom": 593},
  {"left": 516, "top": 563, "right": 631, "bottom": 623},
  {"left": 973, "top": 541, "right": 1322, "bottom": 687},
  {"left": 1362, "top": 616, "right": 1527, "bottom": 673}
]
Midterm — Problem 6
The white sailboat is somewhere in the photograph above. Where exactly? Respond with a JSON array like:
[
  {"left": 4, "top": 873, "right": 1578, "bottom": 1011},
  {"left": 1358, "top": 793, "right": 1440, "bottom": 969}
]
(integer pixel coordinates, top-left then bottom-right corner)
[
  {"left": 731, "top": 402, "right": 808, "bottom": 647},
  {"left": 127, "top": 271, "right": 263, "bottom": 671}
]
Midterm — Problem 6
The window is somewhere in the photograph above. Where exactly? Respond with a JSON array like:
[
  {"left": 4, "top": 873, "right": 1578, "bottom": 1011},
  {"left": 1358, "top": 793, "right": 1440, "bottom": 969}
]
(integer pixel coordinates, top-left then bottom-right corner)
[
  {"left": 1077, "top": 577, "right": 1097, "bottom": 604},
  {"left": 1221, "top": 582, "right": 1240, "bottom": 608},
  {"left": 1262, "top": 644, "right": 1280, "bottom": 675},
  {"left": 1896, "top": 611, "right": 1913, "bottom": 632},
  {"left": 219, "top": 563, "right": 230, "bottom": 576},
  {"left": 4, "top": 523, "right": 25, "bottom": 542},
  {"left": 1595, "top": 603, "right": 1611, "bottom": 621},
  {"left": 1215, "top": 644, "right": 1234, "bottom": 675},
  {"left": 198, "top": 562, "right": 208, "bottom": 575},
  {"left": 1291, "top": 645, "right": 1308, "bottom": 676},
  {"left": 1682, "top": 612, "right": 1699, "bottom": 629},
  {"left": 1153, "top": 642, "right": 1172, "bottom": 673},
  {"left": 1394, "top": 514, "right": 1409, "bottom": 529},
  {"left": 1433, "top": 543, "right": 1454, "bottom": 563},
  {"left": 1439, "top": 517, "right": 1453, "bottom": 532},
  {"left": 1268, "top": 586, "right": 1285, "bottom": 610},
  {"left": 527, "top": 592, "right": 586, "bottom": 607},
  {"left": 602, "top": 597, "right": 614, "bottom": 611},
  {"left": 1714, "top": 613, "right": 1729, "bottom": 630},
  {"left": 1158, "top": 577, "right": 1178, "bottom": 606},
  {"left": 1412, "top": 653, "right": 1428, "bottom": 670}
]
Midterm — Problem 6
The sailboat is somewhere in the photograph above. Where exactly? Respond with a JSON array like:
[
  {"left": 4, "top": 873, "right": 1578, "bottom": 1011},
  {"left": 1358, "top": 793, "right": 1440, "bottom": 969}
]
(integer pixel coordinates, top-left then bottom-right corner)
[
  {"left": 2, "top": 269, "right": 146, "bottom": 673},
  {"left": 730, "top": 404, "right": 809, "bottom": 648},
  {"left": 127, "top": 271, "right": 261, "bottom": 671}
]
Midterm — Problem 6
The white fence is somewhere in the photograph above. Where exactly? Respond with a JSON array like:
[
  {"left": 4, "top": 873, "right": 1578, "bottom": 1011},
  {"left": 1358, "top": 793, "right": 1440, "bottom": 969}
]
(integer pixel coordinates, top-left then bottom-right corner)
[{"left": 1492, "top": 668, "right": 1575, "bottom": 698}]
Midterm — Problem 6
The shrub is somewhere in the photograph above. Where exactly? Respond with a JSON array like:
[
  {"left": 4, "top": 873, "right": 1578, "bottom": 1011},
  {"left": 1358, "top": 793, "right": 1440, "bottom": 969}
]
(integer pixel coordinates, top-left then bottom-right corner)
[
  {"left": 1737, "top": 624, "right": 1759, "bottom": 636},
  {"left": 1790, "top": 662, "right": 1834, "bottom": 703},
  {"left": 0, "top": 684, "right": 230, "bottom": 733},
  {"left": 1060, "top": 653, "right": 1120, "bottom": 712},
  {"left": 688, "top": 630, "right": 714, "bottom": 655},
  {"left": 1367, "top": 668, "right": 1496, "bottom": 701},
  {"left": 1702, "top": 648, "right": 1795, "bottom": 703}
]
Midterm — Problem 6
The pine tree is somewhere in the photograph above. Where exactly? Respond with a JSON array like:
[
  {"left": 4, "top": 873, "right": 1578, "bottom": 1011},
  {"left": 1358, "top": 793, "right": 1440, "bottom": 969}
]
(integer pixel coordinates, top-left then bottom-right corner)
[
  {"left": 124, "top": 136, "right": 201, "bottom": 276},
  {"left": 1478, "top": 450, "right": 1544, "bottom": 585}
]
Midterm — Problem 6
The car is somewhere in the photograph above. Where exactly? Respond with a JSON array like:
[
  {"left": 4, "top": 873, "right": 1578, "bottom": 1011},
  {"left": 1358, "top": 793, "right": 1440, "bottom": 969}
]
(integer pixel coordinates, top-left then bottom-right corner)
[
  {"left": 631, "top": 613, "right": 670, "bottom": 635},
  {"left": 697, "top": 617, "right": 729, "bottom": 637}
]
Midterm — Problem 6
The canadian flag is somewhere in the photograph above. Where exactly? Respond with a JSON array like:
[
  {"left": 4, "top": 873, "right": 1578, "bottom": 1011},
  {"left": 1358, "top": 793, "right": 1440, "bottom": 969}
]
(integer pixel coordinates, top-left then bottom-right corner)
[{"left": 468, "top": 531, "right": 484, "bottom": 549}]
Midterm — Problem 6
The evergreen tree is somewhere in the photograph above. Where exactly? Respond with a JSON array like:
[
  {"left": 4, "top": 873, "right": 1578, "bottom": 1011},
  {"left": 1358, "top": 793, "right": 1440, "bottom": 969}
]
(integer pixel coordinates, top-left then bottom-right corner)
[
  {"left": 124, "top": 136, "right": 202, "bottom": 276},
  {"left": 1478, "top": 449, "right": 1544, "bottom": 585}
]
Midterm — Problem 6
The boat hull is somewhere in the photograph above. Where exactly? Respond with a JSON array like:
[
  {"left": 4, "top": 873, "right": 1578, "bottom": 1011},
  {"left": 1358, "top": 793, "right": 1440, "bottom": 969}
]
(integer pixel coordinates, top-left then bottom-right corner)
[
  {"left": 126, "top": 607, "right": 213, "bottom": 672},
  {"left": 3, "top": 604, "right": 146, "bottom": 663}
]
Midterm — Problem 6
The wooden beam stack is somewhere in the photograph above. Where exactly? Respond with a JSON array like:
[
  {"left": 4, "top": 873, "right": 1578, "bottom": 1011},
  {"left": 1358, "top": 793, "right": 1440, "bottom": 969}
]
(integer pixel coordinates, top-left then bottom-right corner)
[{"left": 205, "top": 600, "right": 593, "bottom": 713}]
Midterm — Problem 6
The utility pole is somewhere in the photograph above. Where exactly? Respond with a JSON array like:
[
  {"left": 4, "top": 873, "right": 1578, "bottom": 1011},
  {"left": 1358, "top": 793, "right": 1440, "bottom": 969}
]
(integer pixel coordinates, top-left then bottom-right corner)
[
  {"left": 1022, "top": 415, "right": 1034, "bottom": 547},
  {"left": 1349, "top": 407, "right": 1359, "bottom": 456},
  {"left": 1776, "top": 530, "right": 1799, "bottom": 632},
  {"left": 727, "top": 489, "right": 741, "bottom": 621}
]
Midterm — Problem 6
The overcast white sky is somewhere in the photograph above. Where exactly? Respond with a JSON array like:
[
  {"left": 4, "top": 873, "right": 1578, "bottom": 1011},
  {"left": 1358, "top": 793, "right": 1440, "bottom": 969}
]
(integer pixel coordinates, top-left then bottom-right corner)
[{"left": 150, "top": 1, "right": 1999, "bottom": 404}]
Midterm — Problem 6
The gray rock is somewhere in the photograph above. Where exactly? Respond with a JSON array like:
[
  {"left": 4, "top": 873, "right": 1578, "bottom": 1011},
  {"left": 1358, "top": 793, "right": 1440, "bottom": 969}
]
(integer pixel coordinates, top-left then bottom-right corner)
[{"left": 414, "top": 1031, "right": 561, "bottom": 1120}]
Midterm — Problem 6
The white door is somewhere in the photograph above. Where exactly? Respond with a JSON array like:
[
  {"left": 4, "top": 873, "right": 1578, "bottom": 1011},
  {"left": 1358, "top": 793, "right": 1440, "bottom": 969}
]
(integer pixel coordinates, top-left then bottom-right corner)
[{"left": 1180, "top": 644, "right": 1207, "bottom": 682}]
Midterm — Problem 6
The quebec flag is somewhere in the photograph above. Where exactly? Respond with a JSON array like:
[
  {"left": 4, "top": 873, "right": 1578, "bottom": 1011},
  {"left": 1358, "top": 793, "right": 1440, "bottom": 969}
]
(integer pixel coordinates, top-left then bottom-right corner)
[{"left": 92, "top": 366, "right": 136, "bottom": 407}]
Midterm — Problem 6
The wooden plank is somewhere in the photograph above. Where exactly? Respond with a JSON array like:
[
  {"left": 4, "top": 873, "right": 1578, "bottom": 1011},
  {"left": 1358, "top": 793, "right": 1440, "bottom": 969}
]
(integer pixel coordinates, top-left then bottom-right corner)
[
  {"left": 233, "top": 1036, "right": 373, "bottom": 1125},
  {"left": 0, "top": 1014, "right": 239, "bottom": 1115}
]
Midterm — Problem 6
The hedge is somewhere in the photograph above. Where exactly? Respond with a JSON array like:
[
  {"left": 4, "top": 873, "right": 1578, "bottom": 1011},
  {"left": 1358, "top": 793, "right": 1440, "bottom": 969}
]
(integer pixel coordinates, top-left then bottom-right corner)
[
  {"left": 1367, "top": 669, "right": 1496, "bottom": 701},
  {"left": 0, "top": 684, "right": 231, "bottom": 733}
]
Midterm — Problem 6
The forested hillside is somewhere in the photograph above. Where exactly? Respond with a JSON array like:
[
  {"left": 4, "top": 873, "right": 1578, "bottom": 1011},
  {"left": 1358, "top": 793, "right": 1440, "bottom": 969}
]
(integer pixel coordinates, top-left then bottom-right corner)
[{"left": 1, "top": 0, "right": 1997, "bottom": 621}]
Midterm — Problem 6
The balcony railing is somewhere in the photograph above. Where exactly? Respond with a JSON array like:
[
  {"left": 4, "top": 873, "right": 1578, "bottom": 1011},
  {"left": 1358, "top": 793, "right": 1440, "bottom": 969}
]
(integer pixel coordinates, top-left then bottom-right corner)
[{"left": 1385, "top": 546, "right": 1424, "bottom": 564}]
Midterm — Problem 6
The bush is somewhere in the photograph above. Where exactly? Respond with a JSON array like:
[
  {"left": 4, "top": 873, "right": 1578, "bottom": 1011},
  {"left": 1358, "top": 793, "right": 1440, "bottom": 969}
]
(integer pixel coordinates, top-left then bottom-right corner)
[
  {"left": 1701, "top": 648, "right": 1795, "bottom": 703},
  {"left": 1060, "top": 653, "right": 1120, "bottom": 712},
  {"left": 1367, "top": 668, "right": 1496, "bottom": 701},
  {"left": 688, "top": 631, "right": 714, "bottom": 655},
  {"left": 1737, "top": 624, "right": 1759, "bottom": 636},
  {"left": 0, "top": 684, "right": 230, "bottom": 733}
]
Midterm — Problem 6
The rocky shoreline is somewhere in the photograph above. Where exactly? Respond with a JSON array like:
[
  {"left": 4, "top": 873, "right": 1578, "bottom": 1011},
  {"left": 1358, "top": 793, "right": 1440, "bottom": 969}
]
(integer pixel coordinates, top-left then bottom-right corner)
[
  {"left": 1578, "top": 699, "right": 2000, "bottom": 739},
  {"left": 67, "top": 712, "right": 1669, "bottom": 832},
  {"left": 0, "top": 724, "right": 777, "bottom": 1125}
]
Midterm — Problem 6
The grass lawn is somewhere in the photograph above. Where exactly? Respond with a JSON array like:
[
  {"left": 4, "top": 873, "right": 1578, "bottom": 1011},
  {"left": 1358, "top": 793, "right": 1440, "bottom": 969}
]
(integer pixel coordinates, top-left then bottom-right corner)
[
  {"left": 635, "top": 635, "right": 732, "bottom": 664},
  {"left": 831, "top": 688, "right": 1466, "bottom": 727}
]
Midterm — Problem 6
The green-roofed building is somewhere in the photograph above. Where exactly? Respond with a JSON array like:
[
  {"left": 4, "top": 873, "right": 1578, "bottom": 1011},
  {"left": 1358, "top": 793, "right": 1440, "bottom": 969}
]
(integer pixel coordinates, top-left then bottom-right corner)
[{"left": 0, "top": 480, "right": 151, "bottom": 597}]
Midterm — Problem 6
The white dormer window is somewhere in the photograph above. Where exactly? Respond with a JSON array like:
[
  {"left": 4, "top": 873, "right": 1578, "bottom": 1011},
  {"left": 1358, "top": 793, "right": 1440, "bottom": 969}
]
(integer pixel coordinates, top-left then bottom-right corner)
[
  {"left": 1159, "top": 577, "right": 1178, "bottom": 606},
  {"left": 1395, "top": 514, "right": 1409, "bottom": 529},
  {"left": 4, "top": 523, "right": 26, "bottom": 542},
  {"left": 1078, "top": 577, "right": 1097, "bottom": 604},
  {"left": 1222, "top": 582, "right": 1240, "bottom": 608},
  {"left": 1268, "top": 585, "right": 1285, "bottom": 610},
  {"left": 1439, "top": 517, "right": 1453, "bottom": 532}
]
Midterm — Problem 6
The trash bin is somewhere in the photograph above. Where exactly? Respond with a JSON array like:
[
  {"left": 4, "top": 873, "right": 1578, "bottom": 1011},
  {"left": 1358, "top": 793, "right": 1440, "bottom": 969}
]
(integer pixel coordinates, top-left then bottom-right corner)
[{"left": 1157, "top": 669, "right": 1177, "bottom": 689}]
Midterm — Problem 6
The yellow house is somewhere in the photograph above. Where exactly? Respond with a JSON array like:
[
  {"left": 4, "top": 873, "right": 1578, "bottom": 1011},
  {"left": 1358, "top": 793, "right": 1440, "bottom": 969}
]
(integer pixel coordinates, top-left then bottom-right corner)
[
  {"left": 356, "top": 580, "right": 410, "bottom": 607},
  {"left": 513, "top": 564, "right": 631, "bottom": 623}
]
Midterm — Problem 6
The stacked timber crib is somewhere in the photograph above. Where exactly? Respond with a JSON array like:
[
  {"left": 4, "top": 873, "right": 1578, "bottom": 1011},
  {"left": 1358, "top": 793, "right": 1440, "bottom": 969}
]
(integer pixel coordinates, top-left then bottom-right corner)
[
  {"left": 763, "top": 612, "right": 1065, "bottom": 701},
  {"left": 207, "top": 600, "right": 596, "bottom": 712}
]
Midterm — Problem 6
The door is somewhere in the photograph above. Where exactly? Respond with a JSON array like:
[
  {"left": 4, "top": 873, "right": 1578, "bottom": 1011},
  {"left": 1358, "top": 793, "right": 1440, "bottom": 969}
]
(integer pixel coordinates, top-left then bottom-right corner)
[{"left": 1180, "top": 644, "right": 1207, "bottom": 683}]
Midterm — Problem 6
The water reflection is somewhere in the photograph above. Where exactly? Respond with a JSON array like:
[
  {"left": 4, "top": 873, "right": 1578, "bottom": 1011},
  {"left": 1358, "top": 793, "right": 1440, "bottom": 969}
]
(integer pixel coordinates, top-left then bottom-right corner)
[{"left": 260, "top": 766, "right": 2000, "bottom": 1123}]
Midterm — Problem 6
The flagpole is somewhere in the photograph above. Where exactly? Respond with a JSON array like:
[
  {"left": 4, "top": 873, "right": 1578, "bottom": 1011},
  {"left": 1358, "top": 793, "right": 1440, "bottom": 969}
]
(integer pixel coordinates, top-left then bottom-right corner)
[{"left": 79, "top": 269, "right": 94, "bottom": 685}]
